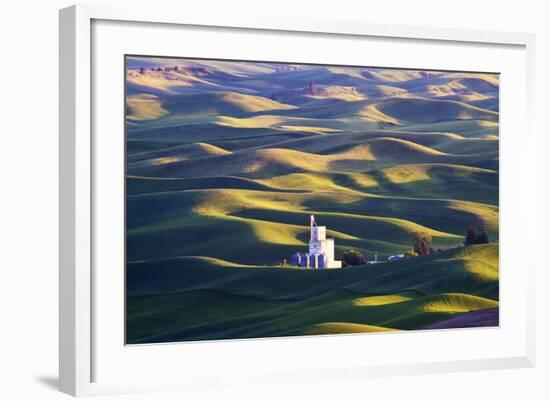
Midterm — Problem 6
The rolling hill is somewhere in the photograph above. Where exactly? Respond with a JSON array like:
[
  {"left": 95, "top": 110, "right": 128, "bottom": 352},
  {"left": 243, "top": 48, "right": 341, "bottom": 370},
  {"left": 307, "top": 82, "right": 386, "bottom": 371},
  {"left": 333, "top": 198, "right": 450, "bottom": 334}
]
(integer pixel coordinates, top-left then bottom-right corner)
[
  {"left": 125, "top": 56, "right": 500, "bottom": 344},
  {"left": 127, "top": 137, "right": 494, "bottom": 180},
  {"left": 127, "top": 244, "right": 498, "bottom": 343},
  {"left": 375, "top": 98, "right": 499, "bottom": 124}
]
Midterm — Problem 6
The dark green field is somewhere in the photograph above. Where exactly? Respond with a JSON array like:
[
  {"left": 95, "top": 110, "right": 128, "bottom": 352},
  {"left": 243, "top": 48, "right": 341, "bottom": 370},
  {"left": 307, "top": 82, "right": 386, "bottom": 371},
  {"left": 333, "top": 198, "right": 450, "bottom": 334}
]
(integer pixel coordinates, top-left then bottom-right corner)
[{"left": 125, "top": 57, "right": 499, "bottom": 344}]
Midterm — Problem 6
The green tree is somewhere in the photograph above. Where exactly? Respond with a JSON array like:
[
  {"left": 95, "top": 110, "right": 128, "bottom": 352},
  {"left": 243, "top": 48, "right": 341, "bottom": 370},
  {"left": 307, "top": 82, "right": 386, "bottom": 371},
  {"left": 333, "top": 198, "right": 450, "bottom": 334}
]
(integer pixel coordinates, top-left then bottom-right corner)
[
  {"left": 464, "top": 225, "right": 489, "bottom": 245},
  {"left": 476, "top": 226, "right": 489, "bottom": 244},
  {"left": 465, "top": 225, "right": 478, "bottom": 245},
  {"left": 342, "top": 250, "right": 366, "bottom": 266},
  {"left": 412, "top": 231, "right": 432, "bottom": 256}
]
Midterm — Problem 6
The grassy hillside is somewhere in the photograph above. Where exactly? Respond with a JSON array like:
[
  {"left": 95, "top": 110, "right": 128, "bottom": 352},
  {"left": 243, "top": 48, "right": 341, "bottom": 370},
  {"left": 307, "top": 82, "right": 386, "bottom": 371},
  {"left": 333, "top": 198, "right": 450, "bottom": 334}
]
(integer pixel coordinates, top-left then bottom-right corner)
[
  {"left": 125, "top": 57, "right": 499, "bottom": 343},
  {"left": 376, "top": 98, "right": 498, "bottom": 124},
  {"left": 127, "top": 244, "right": 499, "bottom": 343}
]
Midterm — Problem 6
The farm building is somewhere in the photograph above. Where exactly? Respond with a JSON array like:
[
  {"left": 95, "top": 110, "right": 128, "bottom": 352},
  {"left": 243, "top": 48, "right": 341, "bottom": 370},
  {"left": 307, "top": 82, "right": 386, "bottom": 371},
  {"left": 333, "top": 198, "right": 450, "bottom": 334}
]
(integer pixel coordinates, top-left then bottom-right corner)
[{"left": 291, "top": 215, "right": 342, "bottom": 269}]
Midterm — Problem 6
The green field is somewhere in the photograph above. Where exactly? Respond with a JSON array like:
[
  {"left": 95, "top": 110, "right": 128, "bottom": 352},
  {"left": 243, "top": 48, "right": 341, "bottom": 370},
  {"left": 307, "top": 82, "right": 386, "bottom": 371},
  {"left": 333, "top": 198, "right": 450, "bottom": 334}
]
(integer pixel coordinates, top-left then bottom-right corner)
[{"left": 125, "top": 57, "right": 499, "bottom": 343}]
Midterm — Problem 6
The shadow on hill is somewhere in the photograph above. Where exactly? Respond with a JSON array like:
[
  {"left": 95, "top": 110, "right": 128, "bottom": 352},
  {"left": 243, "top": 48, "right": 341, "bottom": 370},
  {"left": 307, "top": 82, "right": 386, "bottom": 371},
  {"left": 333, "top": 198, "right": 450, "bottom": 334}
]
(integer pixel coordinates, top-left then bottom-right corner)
[{"left": 126, "top": 245, "right": 498, "bottom": 343}]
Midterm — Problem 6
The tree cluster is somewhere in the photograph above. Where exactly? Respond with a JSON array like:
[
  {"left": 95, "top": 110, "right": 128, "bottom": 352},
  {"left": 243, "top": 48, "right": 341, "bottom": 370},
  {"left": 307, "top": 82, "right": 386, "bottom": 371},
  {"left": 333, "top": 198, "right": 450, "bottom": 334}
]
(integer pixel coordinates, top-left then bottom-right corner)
[
  {"left": 464, "top": 225, "right": 490, "bottom": 245},
  {"left": 412, "top": 231, "right": 433, "bottom": 256},
  {"left": 342, "top": 250, "right": 366, "bottom": 266}
]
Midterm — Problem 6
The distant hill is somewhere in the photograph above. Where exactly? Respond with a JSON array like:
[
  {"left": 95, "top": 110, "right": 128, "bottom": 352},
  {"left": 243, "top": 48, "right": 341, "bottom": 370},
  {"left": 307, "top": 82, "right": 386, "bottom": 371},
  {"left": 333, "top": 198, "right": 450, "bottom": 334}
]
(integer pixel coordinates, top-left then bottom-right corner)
[
  {"left": 128, "top": 138, "right": 455, "bottom": 179},
  {"left": 128, "top": 142, "right": 231, "bottom": 165},
  {"left": 376, "top": 98, "right": 499, "bottom": 124}
]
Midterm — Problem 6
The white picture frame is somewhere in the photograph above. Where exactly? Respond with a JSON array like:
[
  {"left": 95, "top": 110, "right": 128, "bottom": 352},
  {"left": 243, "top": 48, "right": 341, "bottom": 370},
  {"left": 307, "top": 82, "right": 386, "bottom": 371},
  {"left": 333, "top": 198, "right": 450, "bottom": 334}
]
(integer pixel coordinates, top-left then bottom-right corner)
[{"left": 59, "top": 4, "right": 536, "bottom": 397}]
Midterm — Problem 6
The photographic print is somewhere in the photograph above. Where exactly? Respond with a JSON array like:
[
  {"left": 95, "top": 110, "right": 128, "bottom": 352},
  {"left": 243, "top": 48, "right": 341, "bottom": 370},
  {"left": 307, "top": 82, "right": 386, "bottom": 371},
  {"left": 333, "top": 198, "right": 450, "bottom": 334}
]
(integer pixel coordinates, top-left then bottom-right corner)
[{"left": 125, "top": 56, "right": 499, "bottom": 344}]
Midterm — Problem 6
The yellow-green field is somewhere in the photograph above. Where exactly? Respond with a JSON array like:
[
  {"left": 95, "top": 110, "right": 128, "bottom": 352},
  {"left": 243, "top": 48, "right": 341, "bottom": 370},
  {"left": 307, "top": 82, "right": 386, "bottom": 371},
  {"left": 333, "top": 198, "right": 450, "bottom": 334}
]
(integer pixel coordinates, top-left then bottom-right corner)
[{"left": 125, "top": 57, "right": 499, "bottom": 344}]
